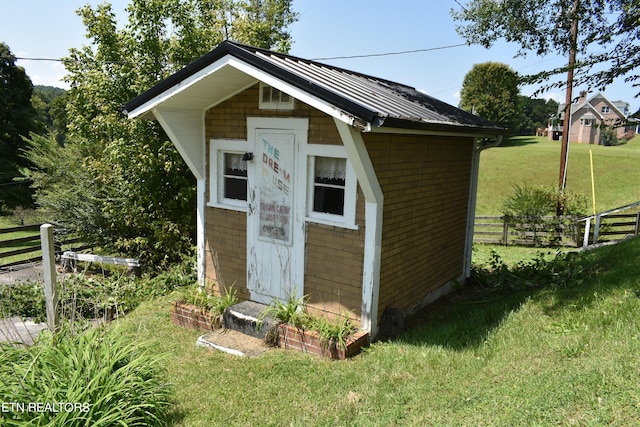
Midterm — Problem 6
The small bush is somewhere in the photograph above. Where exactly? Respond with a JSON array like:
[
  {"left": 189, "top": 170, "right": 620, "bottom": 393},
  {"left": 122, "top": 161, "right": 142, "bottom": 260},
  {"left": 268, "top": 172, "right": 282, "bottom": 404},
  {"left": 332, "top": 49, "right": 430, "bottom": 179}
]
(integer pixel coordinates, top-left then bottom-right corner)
[
  {"left": 500, "top": 183, "right": 587, "bottom": 245},
  {"left": 0, "top": 327, "right": 174, "bottom": 426},
  {"left": 0, "top": 254, "right": 197, "bottom": 323},
  {"left": 0, "top": 281, "right": 46, "bottom": 322},
  {"left": 501, "top": 183, "right": 555, "bottom": 219},
  {"left": 501, "top": 183, "right": 587, "bottom": 218}
]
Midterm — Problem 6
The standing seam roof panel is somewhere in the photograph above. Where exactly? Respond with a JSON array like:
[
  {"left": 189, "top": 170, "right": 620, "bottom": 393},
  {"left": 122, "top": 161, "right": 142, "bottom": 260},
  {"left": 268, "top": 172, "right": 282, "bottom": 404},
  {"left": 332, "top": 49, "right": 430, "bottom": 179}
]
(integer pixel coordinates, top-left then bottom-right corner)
[
  {"left": 264, "top": 53, "right": 422, "bottom": 119},
  {"left": 258, "top": 51, "right": 467, "bottom": 124}
]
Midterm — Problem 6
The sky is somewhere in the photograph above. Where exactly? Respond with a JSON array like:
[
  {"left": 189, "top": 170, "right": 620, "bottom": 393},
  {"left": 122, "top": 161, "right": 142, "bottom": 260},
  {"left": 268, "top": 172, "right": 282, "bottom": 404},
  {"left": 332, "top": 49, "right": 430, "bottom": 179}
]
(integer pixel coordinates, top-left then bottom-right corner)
[{"left": 2, "top": 0, "right": 637, "bottom": 113}]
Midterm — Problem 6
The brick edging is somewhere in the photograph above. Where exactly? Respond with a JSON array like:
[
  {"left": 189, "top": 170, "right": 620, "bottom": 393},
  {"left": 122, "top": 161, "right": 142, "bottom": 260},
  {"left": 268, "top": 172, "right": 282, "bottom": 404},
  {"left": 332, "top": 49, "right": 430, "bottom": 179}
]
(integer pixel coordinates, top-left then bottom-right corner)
[
  {"left": 170, "top": 301, "right": 214, "bottom": 331},
  {"left": 276, "top": 323, "right": 369, "bottom": 359}
]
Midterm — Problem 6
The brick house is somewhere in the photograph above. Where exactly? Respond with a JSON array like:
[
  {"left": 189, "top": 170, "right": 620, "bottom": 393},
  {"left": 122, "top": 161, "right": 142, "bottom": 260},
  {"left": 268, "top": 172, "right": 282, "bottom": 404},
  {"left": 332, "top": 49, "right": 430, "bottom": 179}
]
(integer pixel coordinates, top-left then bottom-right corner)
[
  {"left": 550, "top": 91, "right": 633, "bottom": 144},
  {"left": 124, "top": 41, "right": 506, "bottom": 337}
]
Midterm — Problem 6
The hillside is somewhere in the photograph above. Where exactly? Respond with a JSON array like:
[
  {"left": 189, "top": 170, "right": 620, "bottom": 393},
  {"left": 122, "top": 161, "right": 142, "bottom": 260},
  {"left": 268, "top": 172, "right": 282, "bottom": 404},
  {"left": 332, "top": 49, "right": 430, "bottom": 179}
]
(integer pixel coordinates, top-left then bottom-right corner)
[
  {"left": 476, "top": 135, "right": 640, "bottom": 214},
  {"left": 104, "top": 234, "right": 640, "bottom": 425}
]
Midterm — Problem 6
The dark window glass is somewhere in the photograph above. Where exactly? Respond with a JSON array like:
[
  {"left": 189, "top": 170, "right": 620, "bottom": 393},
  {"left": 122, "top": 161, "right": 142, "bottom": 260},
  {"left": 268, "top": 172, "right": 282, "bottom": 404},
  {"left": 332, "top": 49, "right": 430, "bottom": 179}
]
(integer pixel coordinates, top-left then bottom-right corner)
[{"left": 313, "top": 157, "right": 345, "bottom": 215}]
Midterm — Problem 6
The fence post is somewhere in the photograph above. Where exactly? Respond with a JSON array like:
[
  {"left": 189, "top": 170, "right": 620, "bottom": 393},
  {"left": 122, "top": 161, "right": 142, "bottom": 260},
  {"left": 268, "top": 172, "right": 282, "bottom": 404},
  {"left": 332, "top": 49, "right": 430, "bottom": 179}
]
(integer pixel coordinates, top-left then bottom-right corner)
[
  {"left": 593, "top": 214, "right": 601, "bottom": 243},
  {"left": 635, "top": 213, "right": 640, "bottom": 236},
  {"left": 582, "top": 219, "right": 591, "bottom": 247},
  {"left": 40, "top": 224, "right": 59, "bottom": 334},
  {"left": 502, "top": 216, "right": 509, "bottom": 246}
]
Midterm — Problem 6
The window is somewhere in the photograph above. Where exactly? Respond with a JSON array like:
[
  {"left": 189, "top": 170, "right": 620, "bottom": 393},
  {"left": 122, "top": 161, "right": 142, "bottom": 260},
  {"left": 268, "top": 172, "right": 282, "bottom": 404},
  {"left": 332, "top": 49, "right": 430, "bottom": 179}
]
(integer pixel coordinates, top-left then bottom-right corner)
[
  {"left": 581, "top": 118, "right": 594, "bottom": 126},
  {"left": 313, "top": 157, "right": 346, "bottom": 215},
  {"left": 601, "top": 106, "right": 610, "bottom": 114},
  {"left": 222, "top": 153, "right": 247, "bottom": 201},
  {"left": 209, "top": 139, "right": 248, "bottom": 210},
  {"left": 259, "top": 83, "right": 294, "bottom": 110},
  {"left": 305, "top": 151, "right": 357, "bottom": 228}
]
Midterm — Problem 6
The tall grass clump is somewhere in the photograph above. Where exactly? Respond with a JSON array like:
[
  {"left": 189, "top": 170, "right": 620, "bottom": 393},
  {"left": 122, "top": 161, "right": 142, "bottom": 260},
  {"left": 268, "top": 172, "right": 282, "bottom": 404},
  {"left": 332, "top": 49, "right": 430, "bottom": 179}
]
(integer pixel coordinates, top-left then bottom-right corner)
[{"left": 0, "top": 327, "right": 174, "bottom": 426}]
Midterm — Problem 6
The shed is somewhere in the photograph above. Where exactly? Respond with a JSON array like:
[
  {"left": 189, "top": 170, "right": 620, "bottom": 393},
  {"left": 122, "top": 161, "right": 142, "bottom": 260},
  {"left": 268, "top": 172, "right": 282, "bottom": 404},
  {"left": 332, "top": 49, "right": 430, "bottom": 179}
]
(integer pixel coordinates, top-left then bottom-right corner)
[{"left": 124, "top": 41, "right": 506, "bottom": 337}]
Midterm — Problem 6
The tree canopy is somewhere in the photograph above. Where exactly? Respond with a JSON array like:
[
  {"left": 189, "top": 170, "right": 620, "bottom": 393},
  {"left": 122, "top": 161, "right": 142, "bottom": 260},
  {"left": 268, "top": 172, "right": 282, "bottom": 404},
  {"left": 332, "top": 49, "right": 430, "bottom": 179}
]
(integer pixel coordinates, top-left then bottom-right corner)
[
  {"left": 517, "top": 96, "right": 559, "bottom": 135},
  {"left": 26, "top": 0, "right": 297, "bottom": 266},
  {"left": 459, "top": 62, "right": 521, "bottom": 133},
  {"left": 452, "top": 0, "right": 640, "bottom": 98},
  {"left": 0, "top": 42, "right": 38, "bottom": 213}
]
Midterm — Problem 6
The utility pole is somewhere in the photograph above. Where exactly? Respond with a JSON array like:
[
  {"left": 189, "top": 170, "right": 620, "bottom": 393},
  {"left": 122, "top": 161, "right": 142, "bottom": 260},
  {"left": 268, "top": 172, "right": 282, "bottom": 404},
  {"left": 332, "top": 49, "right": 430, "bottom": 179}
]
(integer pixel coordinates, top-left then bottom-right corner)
[{"left": 557, "top": 0, "right": 580, "bottom": 215}]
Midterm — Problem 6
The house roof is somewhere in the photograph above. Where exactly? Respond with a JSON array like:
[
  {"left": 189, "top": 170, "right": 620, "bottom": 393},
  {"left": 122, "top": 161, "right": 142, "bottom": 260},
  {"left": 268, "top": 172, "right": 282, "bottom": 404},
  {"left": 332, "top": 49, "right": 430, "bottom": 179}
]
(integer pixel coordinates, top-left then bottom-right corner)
[
  {"left": 124, "top": 41, "right": 505, "bottom": 136},
  {"left": 558, "top": 92, "right": 629, "bottom": 119}
]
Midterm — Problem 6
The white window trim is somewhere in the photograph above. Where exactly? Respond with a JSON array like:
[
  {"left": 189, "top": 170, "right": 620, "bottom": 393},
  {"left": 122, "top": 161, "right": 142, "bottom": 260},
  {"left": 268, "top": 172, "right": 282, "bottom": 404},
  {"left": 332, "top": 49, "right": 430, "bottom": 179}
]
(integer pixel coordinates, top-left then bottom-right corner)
[
  {"left": 304, "top": 143, "right": 358, "bottom": 230},
  {"left": 259, "top": 82, "right": 294, "bottom": 110},
  {"left": 208, "top": 139, "right": 249, "bottom": 211}
]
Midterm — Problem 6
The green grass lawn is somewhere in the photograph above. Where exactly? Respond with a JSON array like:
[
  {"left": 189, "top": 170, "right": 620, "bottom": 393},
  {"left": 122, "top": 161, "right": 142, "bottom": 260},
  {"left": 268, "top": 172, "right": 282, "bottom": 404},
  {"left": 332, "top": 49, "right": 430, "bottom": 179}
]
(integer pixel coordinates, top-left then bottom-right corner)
[
  {"left": 477, "top": 135, "right": 640, "bottom": 214},
  {"left": 110, "top": 236, "right": 640, "bottom": 426}
]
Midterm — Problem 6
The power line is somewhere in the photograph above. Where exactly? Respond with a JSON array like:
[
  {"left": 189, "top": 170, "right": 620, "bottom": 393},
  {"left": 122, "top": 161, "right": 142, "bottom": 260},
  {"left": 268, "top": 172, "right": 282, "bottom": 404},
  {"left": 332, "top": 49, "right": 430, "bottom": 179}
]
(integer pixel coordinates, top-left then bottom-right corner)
[
  {"left": 13, "top": 43, "right": 470, "bottom": 65},
  {"left": 15, "top": 57, "right": 63, "bottom": 62},
  {"left": 311, "top": 43, "right": 468, "bottom": 61}
]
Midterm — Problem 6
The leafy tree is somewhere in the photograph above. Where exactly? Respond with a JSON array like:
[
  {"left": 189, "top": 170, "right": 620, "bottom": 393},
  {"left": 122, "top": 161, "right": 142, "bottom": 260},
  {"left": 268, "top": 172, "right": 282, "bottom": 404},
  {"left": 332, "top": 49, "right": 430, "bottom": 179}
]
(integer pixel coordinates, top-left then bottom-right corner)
[
  {"left": 517, "top": 95, "right": 559, "bottom": 135},
  {"left": 0, "top": 42, "right": 38, "bottom": 213},
  {"left": 452, "top": 0, "right": 640, "bottom": 98},
  {"left": 459, "top": 62, "right": 521, "bottom": 134},
  {"left": 32, "top": 86, "right": 68, "bottom": 144},
  {"left": 26, "top": 0, "right": 297, "bottom": 267}
]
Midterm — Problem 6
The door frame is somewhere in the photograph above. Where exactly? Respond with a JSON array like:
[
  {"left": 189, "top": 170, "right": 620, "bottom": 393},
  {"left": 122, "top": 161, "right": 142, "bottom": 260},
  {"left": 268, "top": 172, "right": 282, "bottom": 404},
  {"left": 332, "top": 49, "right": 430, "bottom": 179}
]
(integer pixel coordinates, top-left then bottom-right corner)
[{"left": 246, "top": 117, "right": 308, "bottom": 303}]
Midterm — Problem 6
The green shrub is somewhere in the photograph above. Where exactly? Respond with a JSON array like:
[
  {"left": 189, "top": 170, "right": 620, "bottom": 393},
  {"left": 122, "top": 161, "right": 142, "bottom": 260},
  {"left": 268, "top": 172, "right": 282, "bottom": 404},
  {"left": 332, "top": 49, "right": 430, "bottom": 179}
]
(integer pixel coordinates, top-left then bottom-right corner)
[
  {"left": 0, "top": 327, "right": 174, "bottom": 426},
  {"left": 0, "top": 254, "right": 196, "bottom": 323},
  {"left": 501, "top": 182, "right": 587, "bottom": 218},
  {"left": 0, "top": 281, "right": 46, "bottom": 322},
  {"left": 501, "top": 183, "right": 555, "bottom": 218},
  {"left": 500, "top": 183, "right": 587, "bottom": 245}
]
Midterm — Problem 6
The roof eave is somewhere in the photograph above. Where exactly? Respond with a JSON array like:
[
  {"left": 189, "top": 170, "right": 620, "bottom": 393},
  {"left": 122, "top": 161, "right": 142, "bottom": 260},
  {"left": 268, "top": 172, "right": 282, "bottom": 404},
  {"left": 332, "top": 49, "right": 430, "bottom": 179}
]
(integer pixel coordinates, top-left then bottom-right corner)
[
  {"left": 374, "top": 116, "right": 508, "bottom": 137},
  {"left": 124, "top": 41, "right": 379, "bottom": 126}
]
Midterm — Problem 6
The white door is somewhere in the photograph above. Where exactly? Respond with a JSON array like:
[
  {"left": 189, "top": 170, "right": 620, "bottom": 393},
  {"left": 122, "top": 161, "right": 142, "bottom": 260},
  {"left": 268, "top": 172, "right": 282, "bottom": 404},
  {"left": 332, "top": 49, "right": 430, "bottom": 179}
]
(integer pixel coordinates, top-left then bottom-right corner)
[{"left": 247, "top": 118, "right": 307, "bottom": 304}]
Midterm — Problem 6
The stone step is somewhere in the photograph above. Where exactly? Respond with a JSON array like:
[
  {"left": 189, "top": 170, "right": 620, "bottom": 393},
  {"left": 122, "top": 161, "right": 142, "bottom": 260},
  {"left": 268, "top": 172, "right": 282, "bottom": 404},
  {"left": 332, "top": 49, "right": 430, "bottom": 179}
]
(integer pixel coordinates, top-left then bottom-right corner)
[{"left": 222, "top": 300, "right": 276, "bottom": 340}]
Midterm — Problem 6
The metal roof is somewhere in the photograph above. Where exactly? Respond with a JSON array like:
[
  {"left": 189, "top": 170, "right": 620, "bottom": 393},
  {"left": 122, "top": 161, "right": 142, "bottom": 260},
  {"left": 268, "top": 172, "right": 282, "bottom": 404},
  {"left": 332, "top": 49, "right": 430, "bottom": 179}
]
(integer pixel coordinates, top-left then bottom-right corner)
[{"left": 124, "top": 41, "right": 506, "bottom": 135}]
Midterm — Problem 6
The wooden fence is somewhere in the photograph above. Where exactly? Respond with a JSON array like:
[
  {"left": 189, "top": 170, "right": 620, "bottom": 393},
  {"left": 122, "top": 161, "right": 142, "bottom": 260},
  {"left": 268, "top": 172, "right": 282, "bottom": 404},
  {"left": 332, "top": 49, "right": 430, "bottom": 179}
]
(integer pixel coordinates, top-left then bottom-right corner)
[
  {"left": 475, "top": 209, "right": 640, "bottom": 247},
  {"left": 0, "top": 224, "right": 87, "bottom": 269}
]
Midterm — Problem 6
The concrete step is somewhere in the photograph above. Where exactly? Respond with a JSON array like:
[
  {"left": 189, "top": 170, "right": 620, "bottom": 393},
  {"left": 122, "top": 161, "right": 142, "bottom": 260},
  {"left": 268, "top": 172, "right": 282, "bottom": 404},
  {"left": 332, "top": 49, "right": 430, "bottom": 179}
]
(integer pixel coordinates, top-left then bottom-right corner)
[
  {"left": 197, "top": 329, "right": 272, "bottom": 357},
  {"left": 222, "top": 301, "right": 276, "bottom": 340}
]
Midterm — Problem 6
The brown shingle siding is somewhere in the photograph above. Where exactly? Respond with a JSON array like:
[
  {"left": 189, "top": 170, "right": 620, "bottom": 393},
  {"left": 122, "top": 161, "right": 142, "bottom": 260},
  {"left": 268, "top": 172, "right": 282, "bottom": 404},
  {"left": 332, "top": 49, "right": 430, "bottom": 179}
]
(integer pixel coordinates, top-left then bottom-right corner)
[{"left": 365, "top": 133, "right": 473, "bottom": 318}]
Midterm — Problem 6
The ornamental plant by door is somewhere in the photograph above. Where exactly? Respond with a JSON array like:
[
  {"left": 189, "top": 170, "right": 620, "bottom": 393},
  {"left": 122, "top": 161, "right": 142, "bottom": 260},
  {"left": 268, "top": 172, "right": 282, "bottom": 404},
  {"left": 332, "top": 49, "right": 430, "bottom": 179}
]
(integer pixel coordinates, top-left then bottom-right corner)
[
  {"left": 259, "top": 293, "right": 369, "bottom": 359},
  {"left": 171, "top": 285, "right": 238, "bottom": 331}
]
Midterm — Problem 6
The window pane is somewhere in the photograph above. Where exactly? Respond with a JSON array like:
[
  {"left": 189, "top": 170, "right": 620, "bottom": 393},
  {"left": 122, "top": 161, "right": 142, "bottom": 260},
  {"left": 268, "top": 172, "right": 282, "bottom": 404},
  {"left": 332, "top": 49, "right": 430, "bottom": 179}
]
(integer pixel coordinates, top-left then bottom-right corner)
[
  {"left": 223, "top": 153, "right": 247, "bottom": 200},
  {"left": 225, "top": 153, "right": 247, "bottom": 176},
  {"left": 313, "top": 157, "right": 346, "bottom": 215},
  {"left": 313, "top": 186, "right": 344, "bottom": 215},
  {"left": 262, "top": 85, "right": 271, "bottom": 103},
  {"left": 224, "top": 177, "right": 247, "bottom": 200},
  {"left": 314, "top": 157, "right": 345, "bottom": 181}
]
